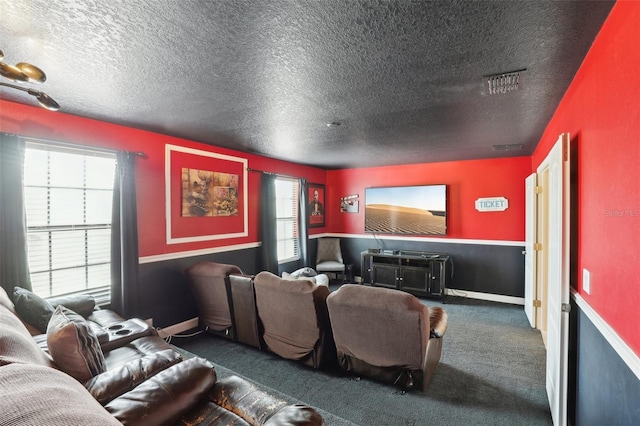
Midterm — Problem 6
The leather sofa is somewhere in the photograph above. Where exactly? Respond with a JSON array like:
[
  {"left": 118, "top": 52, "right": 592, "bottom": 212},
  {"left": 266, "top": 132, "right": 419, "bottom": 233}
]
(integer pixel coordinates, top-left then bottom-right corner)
[{"left": 0, "top": 286, "right": 323, "bottom": 425}]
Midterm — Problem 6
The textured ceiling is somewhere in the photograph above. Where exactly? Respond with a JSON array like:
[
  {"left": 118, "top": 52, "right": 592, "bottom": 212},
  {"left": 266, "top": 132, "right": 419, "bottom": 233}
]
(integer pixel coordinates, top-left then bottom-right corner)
[{"left": 0, "top": 0, "right": 614, "bottom": 169}]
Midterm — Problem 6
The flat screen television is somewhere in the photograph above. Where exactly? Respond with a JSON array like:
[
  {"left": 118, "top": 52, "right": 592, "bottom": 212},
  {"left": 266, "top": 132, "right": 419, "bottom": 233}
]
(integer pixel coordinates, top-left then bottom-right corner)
[{"left": 364, "top": 184, "right": 447, "bottom": 235}]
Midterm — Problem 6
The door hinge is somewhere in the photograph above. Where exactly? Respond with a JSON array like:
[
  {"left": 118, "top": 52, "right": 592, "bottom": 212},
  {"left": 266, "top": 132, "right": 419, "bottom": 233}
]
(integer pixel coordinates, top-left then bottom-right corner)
[
  {"left": 533, "top": 299, "right": 542, "bottom": 308},
  {"left": 562, "top": 303, "right": 571, "bottom": 313},
  {"left": 534, "top": 186, "right": 543, "bottom": 194},
  {"left": 534, "top": 243, "right": 543, "bottom": 251}
]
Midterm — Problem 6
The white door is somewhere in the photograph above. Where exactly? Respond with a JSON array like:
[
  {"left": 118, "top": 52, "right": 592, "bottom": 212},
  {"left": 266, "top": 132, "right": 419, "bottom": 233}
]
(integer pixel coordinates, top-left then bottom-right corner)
[
  {"left": 538, "top": 133, "right": 571, "bottom": 426},
  {"left": 524, "top": 173, "right": 537, "bottom": 328}
]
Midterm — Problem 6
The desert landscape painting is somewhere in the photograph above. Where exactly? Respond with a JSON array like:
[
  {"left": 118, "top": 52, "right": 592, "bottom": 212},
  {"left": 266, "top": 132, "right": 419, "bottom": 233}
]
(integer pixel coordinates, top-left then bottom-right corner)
[{"left": 365, "top": 204, "right": 446, "bottom": 235}]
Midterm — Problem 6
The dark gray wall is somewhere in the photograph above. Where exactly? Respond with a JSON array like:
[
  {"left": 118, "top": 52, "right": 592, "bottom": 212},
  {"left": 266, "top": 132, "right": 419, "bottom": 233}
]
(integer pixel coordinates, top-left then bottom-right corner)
[
  {"left": 332, "top": 237, "right": 525, "bottom": 298},
  {"left": 137, "top": 247, "right": 262, "bottom": 328},
  {"left": 139, "top": 237, "right": 525, "bottom": 327},
  {"left": 572, "top": 306, "right": 640, "bottom": 425}
]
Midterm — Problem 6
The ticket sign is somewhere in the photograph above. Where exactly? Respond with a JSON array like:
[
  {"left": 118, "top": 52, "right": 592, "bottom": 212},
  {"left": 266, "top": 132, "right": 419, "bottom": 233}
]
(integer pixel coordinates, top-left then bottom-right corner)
[{"left": 475, "top": 197, "right": 509, "bottom": 212}]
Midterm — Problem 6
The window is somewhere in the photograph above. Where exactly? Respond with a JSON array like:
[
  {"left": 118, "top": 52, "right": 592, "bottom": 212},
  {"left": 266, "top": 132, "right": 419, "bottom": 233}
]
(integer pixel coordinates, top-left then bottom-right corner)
[
  {"left": 23, "top": 143, "right": 116, "bottom": 304},
  {"left": 275, "top": 178, "right": 300, "bottom": 263}
]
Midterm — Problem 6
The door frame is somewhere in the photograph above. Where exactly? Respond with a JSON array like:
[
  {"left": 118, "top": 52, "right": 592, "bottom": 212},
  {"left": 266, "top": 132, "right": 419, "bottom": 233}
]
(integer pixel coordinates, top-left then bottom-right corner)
[
  {"left": 536, "top": 133, "right": 571, "bottom": 426},
  {"left": 524, "top": 173, "right": 537, "bottom": 328}
]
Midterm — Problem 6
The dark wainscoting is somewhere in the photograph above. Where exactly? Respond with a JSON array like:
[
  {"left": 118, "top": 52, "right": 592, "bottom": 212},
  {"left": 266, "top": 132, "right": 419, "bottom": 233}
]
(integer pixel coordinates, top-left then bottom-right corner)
[
  {"left": 312, "top": 236, "right": 525, "bottom": 298},
  {"left": 138, "top": 236, "right": 525, "bottom": 327},
  {"left": 137, "top": 247, "right": 262, "bottom": 328},
  {"left": 572, "top": 305, "right": 640, "bottom": 425}
]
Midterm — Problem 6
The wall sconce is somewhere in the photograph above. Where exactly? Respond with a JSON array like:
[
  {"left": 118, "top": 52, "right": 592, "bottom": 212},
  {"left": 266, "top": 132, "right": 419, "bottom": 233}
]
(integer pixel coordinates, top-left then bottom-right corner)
[{"left": 0, "top": 49, "right": 60, "bottom": 111}]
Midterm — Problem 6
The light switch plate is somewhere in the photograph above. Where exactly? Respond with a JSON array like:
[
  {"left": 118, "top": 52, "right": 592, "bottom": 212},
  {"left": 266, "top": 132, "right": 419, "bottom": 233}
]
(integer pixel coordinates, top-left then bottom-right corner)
[{"left": 583, "top": 269, "right": 591, "bottom": 294}]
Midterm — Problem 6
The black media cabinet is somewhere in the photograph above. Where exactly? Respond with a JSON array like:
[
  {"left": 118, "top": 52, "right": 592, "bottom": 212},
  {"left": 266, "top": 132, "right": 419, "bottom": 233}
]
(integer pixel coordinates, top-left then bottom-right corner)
[{"left": 360, "top": 250, "right": 452, "bottom": 302}]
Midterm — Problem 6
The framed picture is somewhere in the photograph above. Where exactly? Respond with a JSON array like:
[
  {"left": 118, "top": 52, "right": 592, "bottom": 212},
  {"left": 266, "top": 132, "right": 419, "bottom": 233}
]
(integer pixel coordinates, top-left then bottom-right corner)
[
  {"left": 308, "top": 183, "right": 325, "bottom": 228},
  {"left": 181, "top": 169, "right": 239, "bottom": 217},
  {"left": 165, "top": 144, "right": 248, "bottom": 244}
]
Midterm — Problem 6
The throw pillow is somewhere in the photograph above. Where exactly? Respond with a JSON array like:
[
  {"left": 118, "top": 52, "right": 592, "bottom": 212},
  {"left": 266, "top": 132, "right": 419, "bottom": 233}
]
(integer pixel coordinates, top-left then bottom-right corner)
[
  {"left": 0, "top": 304, "right": 52, "bottom": 367},
  {"left": 12, "top": 286, "right": 55, "bottom": 333},
  {"left": 48, "top": 293, "right": 96, "bottom": 318},
  {"left": 281, "top": 272, "right": 329, "bottom": 287},
  {"left": 314, "top": 274, "right": 329, "bottom": 287},
  {"left": 0, "top": 363, "right": 121, "bottom": 426},
  {"left": 290, "top": 267, "right": 317, "bottom": 278},
  {"left": 47, "top": 305, "right": 106, "bottom": 383}
]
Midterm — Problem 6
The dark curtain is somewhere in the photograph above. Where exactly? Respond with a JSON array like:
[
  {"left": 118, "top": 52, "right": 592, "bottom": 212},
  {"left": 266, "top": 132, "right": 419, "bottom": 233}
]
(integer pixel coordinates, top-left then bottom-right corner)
[
  {"left": 110, "top": 151, "right": 140, "bottom": 318},
  {"left": 260, "top": 173, "right": 279, "bottom": 274},
  {"left": 0, "top": 134, "right": 32, "bottom": 295},
  {"left": 298, "top": 178, "right": 309, "bottom": 266}
]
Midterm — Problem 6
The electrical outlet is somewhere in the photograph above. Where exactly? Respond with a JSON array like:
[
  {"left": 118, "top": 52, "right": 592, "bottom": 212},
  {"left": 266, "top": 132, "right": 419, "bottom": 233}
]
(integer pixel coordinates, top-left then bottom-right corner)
[{"left": 583, "top": 269, "right": 591, "bottom": 294}]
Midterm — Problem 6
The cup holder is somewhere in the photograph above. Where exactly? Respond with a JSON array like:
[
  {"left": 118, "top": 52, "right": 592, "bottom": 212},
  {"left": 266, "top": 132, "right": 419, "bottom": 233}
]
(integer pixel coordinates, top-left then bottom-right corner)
[
  {"left": 114, "top": 329, "right": 132, "bottom": 336},
  {"left": 107, "top": 324, "right": 124, "bottom": 331}
]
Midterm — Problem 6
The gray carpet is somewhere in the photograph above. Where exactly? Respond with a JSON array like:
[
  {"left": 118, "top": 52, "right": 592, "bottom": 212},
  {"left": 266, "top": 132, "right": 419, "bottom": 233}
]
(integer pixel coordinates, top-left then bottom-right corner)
[{"left": 174, "top": 294, "right": 552, "bottom": 426}]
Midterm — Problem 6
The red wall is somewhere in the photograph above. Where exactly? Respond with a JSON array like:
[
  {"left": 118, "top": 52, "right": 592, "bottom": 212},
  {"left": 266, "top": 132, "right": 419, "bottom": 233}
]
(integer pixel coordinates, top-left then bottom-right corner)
[
  {"left": 532, "top": 0, "right": 640, "bottom": 355},
  {"left": 0, "top": 100, "right": 327, "bottom": 257},
  {"left": 327, "top": 157, "right": 530, "bottom": 242}
]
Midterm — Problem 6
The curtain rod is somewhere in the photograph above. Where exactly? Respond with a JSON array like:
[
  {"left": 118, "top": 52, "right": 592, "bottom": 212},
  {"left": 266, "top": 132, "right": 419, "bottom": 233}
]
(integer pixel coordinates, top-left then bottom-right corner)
[
  {"left": 247, "top": 167, "right": 305, "bottom": 181},
  {"left": 4, "top": 133, "right": 145, "bottom": 157}
]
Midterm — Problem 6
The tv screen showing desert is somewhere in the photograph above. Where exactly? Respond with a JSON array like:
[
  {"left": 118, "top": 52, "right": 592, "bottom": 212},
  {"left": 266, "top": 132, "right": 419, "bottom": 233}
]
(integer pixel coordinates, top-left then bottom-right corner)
[{"left": 364, "top": 185, "right": 446, "bottom": 235}]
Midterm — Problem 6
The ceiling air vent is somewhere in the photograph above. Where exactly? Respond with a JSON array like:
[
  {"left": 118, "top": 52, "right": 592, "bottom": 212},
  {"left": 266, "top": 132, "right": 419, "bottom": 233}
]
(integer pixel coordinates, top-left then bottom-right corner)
[
  {"left": 484, "top": 69, "right": 526, "bottom": 95},
  {"left": 492, "top": 143, "right": 523, "bottom": 151}
]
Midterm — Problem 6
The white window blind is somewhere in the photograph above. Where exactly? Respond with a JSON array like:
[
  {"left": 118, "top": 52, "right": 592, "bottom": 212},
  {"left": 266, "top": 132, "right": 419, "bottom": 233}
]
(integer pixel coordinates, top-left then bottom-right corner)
[
  {"left": 23, "top": 143, "right": 116, "bottom": 304},
  {"left": 275, "top": 178, "right": 300, "bottom": 263}
]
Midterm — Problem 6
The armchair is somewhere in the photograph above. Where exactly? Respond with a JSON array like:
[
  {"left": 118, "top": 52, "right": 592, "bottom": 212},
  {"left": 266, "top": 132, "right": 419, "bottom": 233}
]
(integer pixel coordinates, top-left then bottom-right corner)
[{"left": 315, "top": 237, "right": 346, "bottom": 283}]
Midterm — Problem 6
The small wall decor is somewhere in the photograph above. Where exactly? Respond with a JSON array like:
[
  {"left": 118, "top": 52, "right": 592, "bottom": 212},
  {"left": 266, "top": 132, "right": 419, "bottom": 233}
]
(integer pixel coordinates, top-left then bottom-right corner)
[
  {"left": 475, "top": 197, "right": 509, "bottom": 212},
  {"left": 340, "top": 194, "right": 359, "bottom": 213},
  {"left": 308, "top": 183, "right": 325, "bottom": 228}
]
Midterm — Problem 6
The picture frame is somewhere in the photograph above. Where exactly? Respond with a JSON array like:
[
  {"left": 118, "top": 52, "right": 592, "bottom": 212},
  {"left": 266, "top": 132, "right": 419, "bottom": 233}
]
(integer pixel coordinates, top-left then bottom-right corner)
[
  {"left": 165, "top": 144, "right": 248, "bottom": 244},
  {"left": 308, "top": 183, "right": 326, "bottom": 228}
]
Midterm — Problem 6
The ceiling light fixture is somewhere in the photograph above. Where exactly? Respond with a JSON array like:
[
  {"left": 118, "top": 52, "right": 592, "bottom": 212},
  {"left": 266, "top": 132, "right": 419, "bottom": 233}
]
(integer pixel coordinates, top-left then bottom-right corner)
[
  {"left": 326, "top": 121, "right": 342, "bottom": 128},
  {"left": 0, "top": 49, "right": 60, "bottom": 111}
]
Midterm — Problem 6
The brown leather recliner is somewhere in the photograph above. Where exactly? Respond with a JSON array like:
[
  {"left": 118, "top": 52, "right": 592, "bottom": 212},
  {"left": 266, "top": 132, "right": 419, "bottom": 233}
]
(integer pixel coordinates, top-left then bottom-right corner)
[
  {"left": 326, "top": 284, "right": 448, "bottom": 391},
  {"left": 253, "top": 271, "right": 336, "bottom": 369},
  {"left": 185, "top": 261, "right": 243, "bottom": 339},
  {"left": 0, "top": 286, "right": 324, "bottom": 426}
]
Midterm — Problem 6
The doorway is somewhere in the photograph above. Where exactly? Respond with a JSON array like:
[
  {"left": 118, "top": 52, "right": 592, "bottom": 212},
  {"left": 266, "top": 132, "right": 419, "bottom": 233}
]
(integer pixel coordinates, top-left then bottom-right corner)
[
  {"left": 537, "top": 167, "right": 549, "bottom": 345},
  {"left": 525, "top": 133, "right": 571, "bottom": 425}
]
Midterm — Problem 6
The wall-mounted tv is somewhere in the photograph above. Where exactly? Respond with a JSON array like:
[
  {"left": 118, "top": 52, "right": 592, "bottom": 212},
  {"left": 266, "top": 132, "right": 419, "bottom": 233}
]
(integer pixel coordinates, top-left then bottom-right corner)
[{"left": 364, "top": 184, "right": 447, "bottom": 235}]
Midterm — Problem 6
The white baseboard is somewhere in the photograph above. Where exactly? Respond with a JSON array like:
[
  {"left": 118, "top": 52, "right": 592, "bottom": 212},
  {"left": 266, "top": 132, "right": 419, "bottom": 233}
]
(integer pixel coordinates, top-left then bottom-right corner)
[
  {"left": 445, "top": 288, "right": 525, "bottom": 305},
  {"left": 156, "top": 317, "right": 199, "bottom": 338}
]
